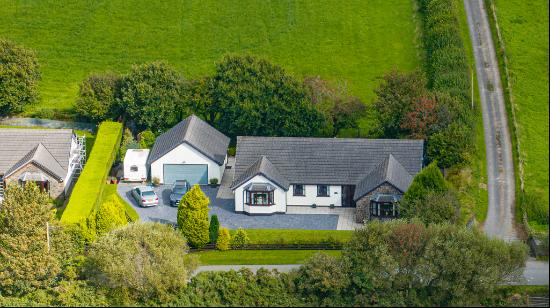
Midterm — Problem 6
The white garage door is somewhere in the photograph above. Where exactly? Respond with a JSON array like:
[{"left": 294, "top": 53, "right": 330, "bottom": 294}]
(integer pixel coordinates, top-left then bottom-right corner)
[{"left": 163, "top": 164, "right": 208, "bottom": 185}]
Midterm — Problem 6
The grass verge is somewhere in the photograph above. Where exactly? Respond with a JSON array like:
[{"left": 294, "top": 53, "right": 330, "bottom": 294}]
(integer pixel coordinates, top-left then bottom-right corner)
[
  {"left": 194, "top": 249, "right": 342, "bottom": 265},
  {"left": 232, "top": 229, "right": 354, "bottom": 245}
]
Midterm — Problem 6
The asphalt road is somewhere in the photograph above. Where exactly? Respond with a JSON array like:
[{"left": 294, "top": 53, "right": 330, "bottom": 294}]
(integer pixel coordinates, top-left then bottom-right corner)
[{"left": 464, "top": 0, "right": 517, "bottom": 241}]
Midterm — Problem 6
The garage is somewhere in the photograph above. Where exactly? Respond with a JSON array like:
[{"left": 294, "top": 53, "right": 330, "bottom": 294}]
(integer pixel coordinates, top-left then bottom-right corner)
[{"left": 163, "top": 164, "right": 208, "bottom": 185}]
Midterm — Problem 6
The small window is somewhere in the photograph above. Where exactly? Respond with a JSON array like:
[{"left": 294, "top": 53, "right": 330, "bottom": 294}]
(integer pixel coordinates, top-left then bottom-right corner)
[
  {"left": 130, "top": 165, "right": 139, "bottom": 172},
  {"left": 293, "top": 184, "right": 305, "bottom": 196},
  {"left": 317, "top": 185, "right": 329, "bottom": 197}
]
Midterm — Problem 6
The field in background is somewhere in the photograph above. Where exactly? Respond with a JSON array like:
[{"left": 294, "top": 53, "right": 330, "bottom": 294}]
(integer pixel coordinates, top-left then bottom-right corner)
[
  {"left": 0, "top": 0, "right": 420, "bottom": 129},
  {"left": 492, "top": 0, "right": 549, "bottom": 230}
]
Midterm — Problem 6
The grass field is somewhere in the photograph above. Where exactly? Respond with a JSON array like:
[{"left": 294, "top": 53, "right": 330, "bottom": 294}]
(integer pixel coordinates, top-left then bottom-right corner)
[
  {"left": 0, "top": 0, "right": 420, "bottom": 127},
  {"left": 492, "top": 0, "right": 549, "bottom": 229},
  {"left": 234, "top": 229, "right": 354, "bottom": 245},
  {"left": 194, "top": 249, "right": 341, "bottom": 265}
]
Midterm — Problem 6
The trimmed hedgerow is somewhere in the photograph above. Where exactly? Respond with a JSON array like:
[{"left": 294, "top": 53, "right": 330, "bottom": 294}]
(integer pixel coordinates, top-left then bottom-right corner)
[{"left": 61, "top": 121, "right": 123, "bottom": 224}]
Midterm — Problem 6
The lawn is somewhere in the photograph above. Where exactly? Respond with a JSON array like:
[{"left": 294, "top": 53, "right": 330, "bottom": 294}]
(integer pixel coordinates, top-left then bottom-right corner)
[
  {"left": 194, "top": 249, "right": 342, "bottom": 265},
  {"left": 0, "top": 0, "right": 421, "bottom": 129},
  {"left": 491, "top": 0, "right": 549, "bottom": 229},
  {"left": 236, "top": 229, "right": 354, "bottom": 245}
]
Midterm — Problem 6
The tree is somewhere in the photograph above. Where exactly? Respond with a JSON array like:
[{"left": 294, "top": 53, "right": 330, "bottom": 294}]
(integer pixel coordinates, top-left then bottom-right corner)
[
  {"left": 74, "top": 72, "right": 120, "bottom": 122},
  {"left": 118, "top": 61, "right": 187, "bottom": 133},
  {"left": 216, "top": 227, "right": 231, "bottom": 251},
  {"left": 426, "top": 121, "right": 472, "bottom": 168},
  {"left": 400, "top": 190, "right": 460, "bottom": 224},
  {"left": 208, "top": 215, "right": 220, "bottom": 244},
  {"left": 177, "top": 185, "right": 210, "bottom": 248},
  {"left": 0, "top": 39, "right": 40, "bottom": 115},
  {"left": 119, "top": 128, "right": 138, "bottom": 161},
  {"left": 303, "top": 76, "right": 366, "bottom": 136},
  {"left": 231, "top": 228, "right": 249, "bottom": 248},
  {"left": 84, "top": 223, "right": 198, "bottom": 303},
  {"left": 373, "top": 70, "right": 428, "bottom": 138},
  {"left": 0, "top": 183, "right": 60, "bottom": 295},
  {"left": 209, "top": 55, "right": 326, "bottom": 138},
  {"left": 338, "top": 220, "right": 527, "bottom": 306},
  {"left": 137, "top": 130, "right": 155, "bottom": 149},
  {"left": 401, "top": 95, "right": 439, "bottom": 139},
  {"left": 403, "top": 162, "right": 447, "bottom": 204},
  {"left": 94, "top": 195, "right": 127, "bottom": 236}
]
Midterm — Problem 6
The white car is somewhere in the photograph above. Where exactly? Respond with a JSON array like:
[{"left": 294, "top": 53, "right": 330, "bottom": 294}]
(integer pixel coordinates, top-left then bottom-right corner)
[{"left": 131, "top": 186, "right": 159, "bottom": 207}]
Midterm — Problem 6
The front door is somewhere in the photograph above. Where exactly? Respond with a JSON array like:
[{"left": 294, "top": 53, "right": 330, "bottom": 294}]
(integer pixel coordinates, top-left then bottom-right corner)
[{"left": 341, "top": 185, "right": 356, "bottom": 207}]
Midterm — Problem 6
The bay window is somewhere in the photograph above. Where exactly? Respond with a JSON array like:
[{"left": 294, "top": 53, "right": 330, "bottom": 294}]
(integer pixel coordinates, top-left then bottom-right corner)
[{"left": 244, "top": 183, "right": 275, "bottom": 206}]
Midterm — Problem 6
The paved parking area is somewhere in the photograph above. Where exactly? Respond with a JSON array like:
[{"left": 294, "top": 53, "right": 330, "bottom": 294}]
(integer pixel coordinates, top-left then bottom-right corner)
[{"left": 117, "top": 183, "right": 339, "bottom": 230}]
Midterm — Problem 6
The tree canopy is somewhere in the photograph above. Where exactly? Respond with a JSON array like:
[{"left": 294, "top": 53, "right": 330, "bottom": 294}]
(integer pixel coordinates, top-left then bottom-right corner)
[{"left": 177, "top": 185, "right": 210, "bottom": 248}]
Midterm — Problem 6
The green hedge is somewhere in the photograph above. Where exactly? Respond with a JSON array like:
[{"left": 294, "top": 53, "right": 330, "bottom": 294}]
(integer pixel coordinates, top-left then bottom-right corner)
[
  {"left": 230, "top": 229, "right": 354, "bottom": 245},
  {"left": 61, "top": 121, "right": 123, "bottom": 224}
]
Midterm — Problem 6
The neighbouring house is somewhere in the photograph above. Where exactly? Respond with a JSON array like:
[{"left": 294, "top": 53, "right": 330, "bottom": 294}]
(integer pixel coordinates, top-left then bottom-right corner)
[
  {"left": 0, "top": 128, "right": 86, "bottom": 200},
  {"left": 230, "top": 136, "right": 424, "bottom": 222},
  {"left": 147, "top": 115, "right": 230, "bottom": 185}
]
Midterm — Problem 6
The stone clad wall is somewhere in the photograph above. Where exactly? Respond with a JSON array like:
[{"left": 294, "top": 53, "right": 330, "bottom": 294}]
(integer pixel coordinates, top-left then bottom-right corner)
[
  {"left": 355, "top": 183, "right": 402, "bottom": 223},
  {"left": 4, "top": 163, "right": 65, "bottom": 199}
]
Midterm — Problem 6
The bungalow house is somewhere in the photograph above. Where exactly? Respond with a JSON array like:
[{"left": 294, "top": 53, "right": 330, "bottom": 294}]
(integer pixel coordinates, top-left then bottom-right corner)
[
  {"left": 230, "top": 136, "right": 424, "bottom": 222},
  {"left": 0, "top": 128, "right": 85, "bottom": 200},
  {"left": 147, "top": 115, "right": 230, "bottom": 185}
]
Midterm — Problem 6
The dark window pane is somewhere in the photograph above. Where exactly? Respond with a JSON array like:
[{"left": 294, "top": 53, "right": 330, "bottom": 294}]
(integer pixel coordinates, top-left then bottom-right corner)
[{"left": 294, "top": 184, "right": 304, "bottom": 196}]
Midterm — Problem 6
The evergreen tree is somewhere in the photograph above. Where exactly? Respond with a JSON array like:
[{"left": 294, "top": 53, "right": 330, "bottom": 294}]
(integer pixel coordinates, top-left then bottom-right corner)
[
  {"left": 208, "top": 215, "right": 220, "bottom": 244},
  {"left": 177, "top": 185, "right": 210, "bottom": 248}
]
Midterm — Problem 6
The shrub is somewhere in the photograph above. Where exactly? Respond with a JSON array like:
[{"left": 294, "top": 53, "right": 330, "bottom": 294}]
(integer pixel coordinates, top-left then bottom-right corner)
[
  {"left": 119, "top": 128, "right": 138, "bottom": 161},
  {"left": 227, "top": 147, "right": 236, "bottom": 156},
  {"left": 61, "top": 121, "right": 123, "bottom": 224},
  {"left": 94, "top": 195, "right": 127, "bottom": 236},
  {"left": 84, "top": 223, "right": 198, "bottom": 303},
  {"left": 427, "top": 121, "right": 473, "bottom": 168},
  {"left": 152, "top": 177, "right": 160, "bottom": 187},
  {"left": 0, "top": 39, "right": 40, "bottom": 114},
  {"left": 208, "top": 215, "right": 220, "bottom": 244},
  {"left": 75, "top": 72, "right": 120, "bottom": 122},
  {"left": 209, "top": 178, "right": 219, "bottom": 185},
  {"left": 400, "top": 190, "right": 460, "bottom": 224},
  {"left": 522, "top": 192, "right": 549, "bottom": 226},
  {"left": 403, "top": 162, "right": 447, "bottom": 203},
  {"left": 137, "top": 130, "right": 155, "bottom": 149},
  {"left": 231, "top": 228, "right": 249, "bottom": 249},
  {"left": 216, "top": 227, "right": 231, "bottom": 251},
  {"left": 177, "top": 185, "right": 210, "bottom": 248}
]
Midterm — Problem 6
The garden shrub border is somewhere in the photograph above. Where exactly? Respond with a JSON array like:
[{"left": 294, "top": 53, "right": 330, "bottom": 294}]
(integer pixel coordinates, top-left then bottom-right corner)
[{"left": 61, "top": 121, "right": 123, "bottom": 224}]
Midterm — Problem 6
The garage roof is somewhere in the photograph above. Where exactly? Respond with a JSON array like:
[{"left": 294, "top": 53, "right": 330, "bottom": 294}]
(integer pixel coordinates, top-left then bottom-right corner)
[{"left": 147, "top": 115, "right": 230, "bottom": 166}]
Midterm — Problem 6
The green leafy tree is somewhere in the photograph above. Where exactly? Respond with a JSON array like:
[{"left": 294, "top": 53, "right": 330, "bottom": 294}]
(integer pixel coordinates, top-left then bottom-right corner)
[
  {"left": 231, "top": 228, "right": 249, "bottom": 248},
  {"left": 208, "top": 215, "right": 220, "bottom": 244},
  {"left": 208, "top": 55, "right": 326, "bottom": 138},
  {"left": 119, "top": 128, "right": 138, "bottom": 161},
  {"left": 400, "top": 190, "right": 460, "bottom": 224},
  {"left": 118, "top": 61, "right": 187, "bottom": 133},
  {"left": 84, "top": 223, "right": 198, "bottom": 303},
  {"left": 137, "top": 130, "right": 155, "bottom": 149},
  {"left": 373, "top": 70, "right": 428, "bottom": 138},
  {"left": 216, "top": 227, "right": 231, "bottom": 251},
  {"left": 0, "top": 183, "right": 59, "bottom": 295},
  {"left": 0, "top": 39, "right": 40, "bottom": 115},
  {"left": 177, "top": 185, "right": 210, "bottom": 248},
  {"left": 403, "top": 162, "right": 447, "bottom": 204},
  {"left": 303, "top": 76, "right": 366, "bottom": 136},
  {"left": 75, "top": 72, "right": 120, "bottom": 122},
  {"left": 426, "top": 121, "right": 472, "bottom": 168},
  {"left": 94, "top": 195, "right": 128, "bottom": 236}
]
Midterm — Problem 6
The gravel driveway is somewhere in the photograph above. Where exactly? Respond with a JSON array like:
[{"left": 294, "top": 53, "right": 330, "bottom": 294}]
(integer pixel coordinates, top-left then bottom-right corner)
[{"left": 117, "top": 183, "right": 339, "bottom": 230}]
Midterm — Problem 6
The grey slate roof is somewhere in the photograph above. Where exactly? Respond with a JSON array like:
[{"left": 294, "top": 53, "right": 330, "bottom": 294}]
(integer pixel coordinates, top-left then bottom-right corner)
[
  {"left": 233, "top": 136, "right": 423, "bottom": 188},
  {"left": 5, "top": 143, "right": 66, "bottom": 180},
  {"left": 147, "top": 115, "right": 230, "bottom": 166},
  {"left": 0, "top": 128, "right": 74, "bottom": 179},
  {"left": 353, "top": 154, "right": 413, "bottom": 201},
  {"left": 231, "top": 156, "right": 290, "bottom": 191}
]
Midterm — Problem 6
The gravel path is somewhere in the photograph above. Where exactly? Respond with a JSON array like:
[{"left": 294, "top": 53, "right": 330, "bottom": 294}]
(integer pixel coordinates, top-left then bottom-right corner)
[{"left": 464, "top": 0, "right": 517, "bottom": 241}]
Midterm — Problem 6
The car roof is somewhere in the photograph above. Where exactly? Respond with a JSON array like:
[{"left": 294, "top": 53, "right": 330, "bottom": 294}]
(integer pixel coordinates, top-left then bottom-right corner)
[{"left": 136, "top": 186, "right": 154, "bottom": 192}]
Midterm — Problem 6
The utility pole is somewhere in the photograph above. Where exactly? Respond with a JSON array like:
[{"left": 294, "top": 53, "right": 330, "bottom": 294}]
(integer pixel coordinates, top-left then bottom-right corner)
[
  {"left": 471, "top": 67, "right": 474, "bottom": 109},
  {"left": 46, "top": 222, "right": 50, "bottom": 252}
]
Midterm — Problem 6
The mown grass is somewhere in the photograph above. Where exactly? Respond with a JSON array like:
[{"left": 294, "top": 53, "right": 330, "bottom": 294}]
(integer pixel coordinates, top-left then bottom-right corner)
[
  {"left": 491, "top": 0, "right": 549, "bottom": 230},
  {"left": 194, "top": 249, "right": 342, "bottom": 265},
  {"left": 0, "top": 0, "right": 420, "bottom": 129},
  {"left": 61, "top": 121, "right": 122, "bottom": 224},
  {"left": 231, "top": 229, "right": 354, "bottom": 245}
]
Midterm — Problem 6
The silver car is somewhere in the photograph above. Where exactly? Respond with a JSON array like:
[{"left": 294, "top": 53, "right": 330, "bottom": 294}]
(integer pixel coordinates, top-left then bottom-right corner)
[{"left": 131, "top": 186, "right": 159, "bottom": 207}]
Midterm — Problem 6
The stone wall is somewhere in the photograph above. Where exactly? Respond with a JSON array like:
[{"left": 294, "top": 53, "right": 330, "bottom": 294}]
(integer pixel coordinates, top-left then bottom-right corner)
[
  {"left": 4, "top": 163, "right": 65, "bottom": 199},
  {"left": 355, "top": 183, "right": 402, "bottom": 223}
]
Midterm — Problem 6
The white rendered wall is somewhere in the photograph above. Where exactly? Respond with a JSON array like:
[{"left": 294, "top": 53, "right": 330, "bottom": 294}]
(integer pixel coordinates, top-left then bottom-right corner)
[
  {"left": 234, "top": 175, "right": 287, "bottom": 214},
  {"left": 286, "top": 184, "right": 342, "bottom": 207},
  {"left": 150, "top": 143, "right": 224, "bottom": 184}
]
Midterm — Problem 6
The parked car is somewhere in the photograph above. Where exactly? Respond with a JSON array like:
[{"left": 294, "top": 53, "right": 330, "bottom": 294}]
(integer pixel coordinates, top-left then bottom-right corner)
[
  {"left": 169, "top": 180, "right": 190, "bottom": 207},
  {"left": 131, "top": 186, "right": 159, "bottom": 207}
]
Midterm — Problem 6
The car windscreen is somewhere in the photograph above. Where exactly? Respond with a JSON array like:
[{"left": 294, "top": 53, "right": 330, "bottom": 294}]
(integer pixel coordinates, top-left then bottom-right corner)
[
  {"left": 173, "top": 186, "right": 187, "bottom": 194},
  {"left": 142, "top": 191, "right": 156, "bottom": 197}
]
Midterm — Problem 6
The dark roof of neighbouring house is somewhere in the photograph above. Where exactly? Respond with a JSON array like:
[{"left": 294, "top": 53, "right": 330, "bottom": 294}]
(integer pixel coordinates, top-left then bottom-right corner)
[
  {"left": 232, "top": 136, "right": 423, "bottom": 188},
  {"left": 353, "top": 154, "right": 413, "bottom": 201},
  {"left": 231, "top": 156, "right": 290, "bottom": 191},
  {"left": 147, "top": 115, "right": 230, "bottom": 166},
  {"left": 0, "top": 128, "right": 74, "bottom": 180}
]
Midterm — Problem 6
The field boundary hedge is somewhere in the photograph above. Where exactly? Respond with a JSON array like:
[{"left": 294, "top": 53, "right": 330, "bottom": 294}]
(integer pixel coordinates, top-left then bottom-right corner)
[{"left": 61, "top": 121, "right": 123, "bottom": 224}]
